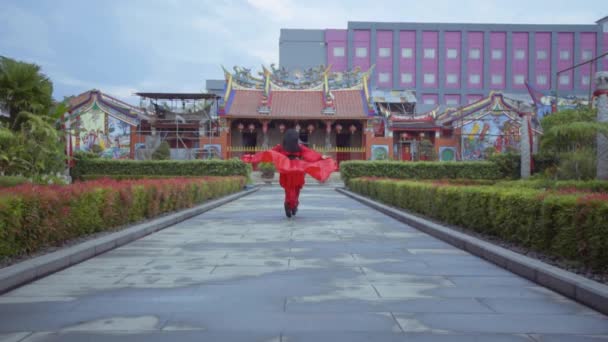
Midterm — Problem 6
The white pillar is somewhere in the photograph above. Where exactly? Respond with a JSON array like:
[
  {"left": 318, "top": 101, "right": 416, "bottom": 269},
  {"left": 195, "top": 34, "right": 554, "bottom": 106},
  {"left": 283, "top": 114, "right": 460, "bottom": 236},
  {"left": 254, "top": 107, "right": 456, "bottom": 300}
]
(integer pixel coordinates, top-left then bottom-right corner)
[
  {"left": 520, "top": 113, "right": 531, "bottom": 179},
  {"left": 596, "top": 71, "right": 608, "bottom": 180}
]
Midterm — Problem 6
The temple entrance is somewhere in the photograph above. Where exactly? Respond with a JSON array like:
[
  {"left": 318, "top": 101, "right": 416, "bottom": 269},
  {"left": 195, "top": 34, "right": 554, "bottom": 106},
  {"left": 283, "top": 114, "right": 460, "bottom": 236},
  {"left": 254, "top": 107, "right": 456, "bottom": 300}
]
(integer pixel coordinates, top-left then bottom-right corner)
[
  {"left": 242, "top": 131, "right": 257, "bottom": 148},
  {"left": 401, "top": 143, "right": 412, "bottom": 161},
  {"left": 336, "top": 132, "right": 350, "bottom": 164}
]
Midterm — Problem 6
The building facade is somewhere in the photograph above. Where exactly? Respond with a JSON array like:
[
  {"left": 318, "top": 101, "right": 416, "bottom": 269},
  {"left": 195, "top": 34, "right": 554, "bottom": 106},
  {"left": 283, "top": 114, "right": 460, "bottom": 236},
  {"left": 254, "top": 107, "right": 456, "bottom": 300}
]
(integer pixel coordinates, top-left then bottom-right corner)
[{"left": 279, "top": 17, "right": 608, "bottom": 106}]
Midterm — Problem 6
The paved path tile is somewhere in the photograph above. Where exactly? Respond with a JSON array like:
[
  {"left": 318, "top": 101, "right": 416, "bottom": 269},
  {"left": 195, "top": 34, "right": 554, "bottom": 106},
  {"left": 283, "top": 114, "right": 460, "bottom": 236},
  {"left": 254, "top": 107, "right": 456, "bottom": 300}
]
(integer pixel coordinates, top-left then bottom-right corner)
[{"left": 0, "top": 186, "right": 606, "bottom": 341}]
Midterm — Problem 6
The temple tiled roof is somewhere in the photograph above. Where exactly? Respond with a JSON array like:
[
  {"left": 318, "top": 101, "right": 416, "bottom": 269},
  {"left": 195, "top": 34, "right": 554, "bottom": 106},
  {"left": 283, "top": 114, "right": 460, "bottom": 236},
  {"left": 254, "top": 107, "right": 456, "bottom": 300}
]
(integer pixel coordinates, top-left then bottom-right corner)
[
  {"left": 66, "top": 90, "right": 145, "bottom": 125},
  {"left": 225, "top": 89, "right": 367, "bottom": 119},
  {"left": 228, "top": 90, "right": 263, "bottom": 117},
  {"left": 270, "top": 90, "right": 323, "bottom": 117}
]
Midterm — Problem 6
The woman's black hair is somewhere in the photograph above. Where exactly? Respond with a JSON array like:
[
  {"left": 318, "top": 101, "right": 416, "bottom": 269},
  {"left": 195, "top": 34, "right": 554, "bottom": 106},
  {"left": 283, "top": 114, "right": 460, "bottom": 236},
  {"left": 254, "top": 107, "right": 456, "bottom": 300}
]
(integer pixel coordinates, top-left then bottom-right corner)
[{"left": 282, "top": 129, "right": 301, "bottom": 153}]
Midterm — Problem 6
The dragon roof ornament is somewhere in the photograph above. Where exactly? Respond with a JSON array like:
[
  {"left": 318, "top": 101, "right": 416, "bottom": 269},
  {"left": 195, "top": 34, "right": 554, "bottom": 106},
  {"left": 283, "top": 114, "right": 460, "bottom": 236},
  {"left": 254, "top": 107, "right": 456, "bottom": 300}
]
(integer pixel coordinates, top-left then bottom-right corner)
[{"left": 222, "top": 64, "right": 374, "bottom": 91}]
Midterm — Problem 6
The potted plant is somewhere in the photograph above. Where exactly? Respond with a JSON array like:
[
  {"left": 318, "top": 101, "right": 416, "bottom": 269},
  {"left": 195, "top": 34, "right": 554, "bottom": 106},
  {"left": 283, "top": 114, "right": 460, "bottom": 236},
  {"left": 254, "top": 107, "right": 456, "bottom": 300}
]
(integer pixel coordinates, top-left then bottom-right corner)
[{"left": 259, "top": 162, "right": 275, "bottom": 184}]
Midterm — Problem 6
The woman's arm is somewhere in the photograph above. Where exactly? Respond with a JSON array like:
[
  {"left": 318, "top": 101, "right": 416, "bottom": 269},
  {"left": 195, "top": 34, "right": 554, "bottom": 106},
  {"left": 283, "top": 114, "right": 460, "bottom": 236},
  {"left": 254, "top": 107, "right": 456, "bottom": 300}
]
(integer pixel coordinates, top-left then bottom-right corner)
[{"left": 299, "top": 145, "right": 324, "bottom": 162}]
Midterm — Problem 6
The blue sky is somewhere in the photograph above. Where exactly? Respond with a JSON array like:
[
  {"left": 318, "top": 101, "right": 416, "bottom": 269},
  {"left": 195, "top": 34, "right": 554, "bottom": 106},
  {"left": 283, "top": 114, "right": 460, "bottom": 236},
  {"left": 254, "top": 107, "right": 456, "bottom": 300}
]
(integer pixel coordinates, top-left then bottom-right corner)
[{"left": 0, "top": 0, "right": 604, "bottom": 104}]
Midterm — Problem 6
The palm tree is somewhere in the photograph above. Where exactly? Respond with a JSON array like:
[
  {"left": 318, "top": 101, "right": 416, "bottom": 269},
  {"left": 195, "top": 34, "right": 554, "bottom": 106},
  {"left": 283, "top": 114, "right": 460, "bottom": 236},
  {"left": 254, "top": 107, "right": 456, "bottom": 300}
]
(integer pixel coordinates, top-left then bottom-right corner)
[{"left": 0, "top": 56, "right": 53, "bottom": 130}]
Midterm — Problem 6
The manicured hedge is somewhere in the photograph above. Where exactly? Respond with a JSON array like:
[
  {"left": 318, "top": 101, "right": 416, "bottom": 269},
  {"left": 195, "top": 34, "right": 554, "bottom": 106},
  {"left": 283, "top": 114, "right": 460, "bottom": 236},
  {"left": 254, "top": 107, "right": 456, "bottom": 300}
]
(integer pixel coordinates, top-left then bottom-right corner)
[
  {"left": 0, "top": 176, "right": 29, "bottom": 188},
  {"left": 349, "top": 177, "right": 608, "bottom": 270},
  {"left": 71, "top": 159, "right": 250, "bottom": 181},
  {"left": 494, "top": 179, "right": 608, "bottom": 193},
  {"left": 489, "top": 153, "right": 559, "bottom": 179},
  {"left": 0, "top": 176, "right": 245, "bottom": 259},
  {"left": 340, "top": 161, "right": 503, "bottom": 185}
]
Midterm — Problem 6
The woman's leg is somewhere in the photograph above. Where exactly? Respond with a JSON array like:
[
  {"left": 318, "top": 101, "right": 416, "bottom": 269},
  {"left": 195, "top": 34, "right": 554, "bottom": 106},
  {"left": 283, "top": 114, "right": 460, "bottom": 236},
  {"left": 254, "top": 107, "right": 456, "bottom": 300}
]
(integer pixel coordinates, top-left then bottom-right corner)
[
  {"left": 291, "top": 173, "right": 305, "bottom": 215},
  {"left": 280, "top": 173, "right": 294, "bottom": 217}
]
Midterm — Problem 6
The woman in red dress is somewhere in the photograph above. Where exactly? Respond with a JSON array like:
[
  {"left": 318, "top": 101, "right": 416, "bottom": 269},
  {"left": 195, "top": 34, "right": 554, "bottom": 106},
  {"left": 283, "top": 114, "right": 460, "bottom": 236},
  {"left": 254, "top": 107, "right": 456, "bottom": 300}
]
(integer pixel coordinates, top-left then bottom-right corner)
[{"left": 242, "top": 129, "right": 337, "bottom": 218}]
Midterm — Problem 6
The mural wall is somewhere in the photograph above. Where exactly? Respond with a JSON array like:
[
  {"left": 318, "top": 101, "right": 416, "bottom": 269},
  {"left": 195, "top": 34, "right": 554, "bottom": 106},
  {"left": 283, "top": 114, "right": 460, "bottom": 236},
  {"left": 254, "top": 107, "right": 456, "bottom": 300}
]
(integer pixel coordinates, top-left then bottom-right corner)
[
  {"left": 461, "top": 113, "right": 520, "bottom": 161},
  {"left": 72, "top": 106, "right": 132, "bottom": 159},
  {"left": 106, "top": 115, "right": 131, "bottom": 159}
]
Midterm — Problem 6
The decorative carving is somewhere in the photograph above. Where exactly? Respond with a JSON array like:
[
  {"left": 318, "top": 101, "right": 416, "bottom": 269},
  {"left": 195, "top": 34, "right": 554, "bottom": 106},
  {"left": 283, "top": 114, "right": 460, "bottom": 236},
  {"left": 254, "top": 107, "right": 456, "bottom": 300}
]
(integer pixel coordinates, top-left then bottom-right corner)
[{"left": 228, "top": 65, "right": 370, "bottom": 90}]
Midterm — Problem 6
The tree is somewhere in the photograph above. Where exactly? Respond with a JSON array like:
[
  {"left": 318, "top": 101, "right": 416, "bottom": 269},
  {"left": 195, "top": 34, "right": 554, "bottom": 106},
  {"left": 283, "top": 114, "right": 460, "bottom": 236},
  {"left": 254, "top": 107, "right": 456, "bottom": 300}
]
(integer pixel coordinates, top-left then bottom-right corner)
[
  {"left": 0, "top": 56, "right": 53, "bottom": 131},
  {"left": 540, "top": 107, "right": 608, "bottom": 180},
  {"left": 152, "top": 141, "right": 171, "bottom": 160}
]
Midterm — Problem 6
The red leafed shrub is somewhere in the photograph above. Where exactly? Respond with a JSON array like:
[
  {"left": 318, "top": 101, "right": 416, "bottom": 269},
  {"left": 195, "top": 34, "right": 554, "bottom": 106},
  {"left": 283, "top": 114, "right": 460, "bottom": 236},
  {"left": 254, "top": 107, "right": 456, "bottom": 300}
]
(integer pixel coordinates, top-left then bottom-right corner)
[{"left": 0, "top": 176, "right": 245, "bottom": 259}]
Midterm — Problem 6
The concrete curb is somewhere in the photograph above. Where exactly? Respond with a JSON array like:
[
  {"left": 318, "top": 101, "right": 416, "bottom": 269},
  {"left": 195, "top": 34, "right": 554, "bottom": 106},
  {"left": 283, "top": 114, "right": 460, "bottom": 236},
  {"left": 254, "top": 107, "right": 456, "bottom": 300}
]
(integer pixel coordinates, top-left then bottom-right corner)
[
  {"left": 336, "top": 187, "right": 608, "bottom": 316},
  {"left": 0, "top": 186, "right": 260, "bottom": 295}
]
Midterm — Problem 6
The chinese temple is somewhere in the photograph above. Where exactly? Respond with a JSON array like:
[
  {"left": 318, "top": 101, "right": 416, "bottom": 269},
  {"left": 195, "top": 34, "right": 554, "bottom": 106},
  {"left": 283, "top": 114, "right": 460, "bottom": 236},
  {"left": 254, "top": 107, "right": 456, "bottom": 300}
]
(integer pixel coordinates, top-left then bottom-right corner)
[
  {"left": 217, "top": 65, "right": 391, "bottom": 163},
  {"left": 62, "top": 75, "right": 541, "bottom": 164},
  {"left": 386, "top": 92, "right": 540, "bottom": 161},
  {"left": 62, "top": 90, "right": 147, "bottom": 161}
]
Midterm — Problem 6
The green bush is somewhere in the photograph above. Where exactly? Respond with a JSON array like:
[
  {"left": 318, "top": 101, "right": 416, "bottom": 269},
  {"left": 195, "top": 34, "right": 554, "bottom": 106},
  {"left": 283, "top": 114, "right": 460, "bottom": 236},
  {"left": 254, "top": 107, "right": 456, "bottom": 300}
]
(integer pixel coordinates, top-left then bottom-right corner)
[
  {"left": 0, "top": 176, "right": 29, "bottom": 188},
  {"left": 259, "top": 162, "right": 275, "bottom": 178},
  {"left": 494, "top": 179, "right": 608, "bottom": 193},
  {"left": 152, "top": 141, "right": 171, "bottom": 160},
  {"left": 488, "top": 153, "right": 559, "bottom": 179},
  {"left": 71, "top": 158, "right": 250, "bottom": 181},
  {"left": 340, "top": 161, "right": 503, "bottom": 185},
  {"left": 0, "top": 176, "right": 246, "bottom": 259},
  {"left": 349, "top": 177, "right": 608, "bottom": 270}
]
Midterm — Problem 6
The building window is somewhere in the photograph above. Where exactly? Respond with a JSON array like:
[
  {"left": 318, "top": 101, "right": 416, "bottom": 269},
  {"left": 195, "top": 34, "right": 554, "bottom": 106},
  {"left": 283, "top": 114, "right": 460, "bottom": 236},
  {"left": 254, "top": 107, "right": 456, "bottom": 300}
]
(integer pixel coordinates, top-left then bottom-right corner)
[
  {"left": 559, "top": 74, "right": 570, "bottom": 85},
  {"left": 423, "top": 97, "right": 436, "bottom": 105},
  {"left": 469, "top": 74, "right": 481, "bottom": 84},
  {"left": 378, "top": 73, "right": 390, "bottom": 83},
  {"left": 491, "top": 49, "right": 503, "bottom": 60},
  {"left": 604, "top": 22, "right": 608, "bottom": 32},
  {"left": 379, "top": 47, "right": 391, "bottom": 58},
  {"left": 445, "top": 98, "right": 459, "bottom": 105},
  {"left": 582, "top": 50, "right": 593, "bottom": 61},
  {"left": 514, "top": 74, "right": 525, "bottom": 85},
  {"left": 447, "top": 48, "right": 458, "bottom": 59},
  {"left": 536, "top": 74, "right": 548, "bottom": 85},
  {"left": 355, "top": 47, "right": 368, "bottom": 58},
  {"left": 491, "top": 74, "right": 503, "bottom": 85},
  {"left": 401, "top": 73, "right": 413, "bottom": 83},
  {"left": 537, "top": 50, "right": 547, "bottom": 60},
  {"left": 582, "top": 75, "right": 590, "bottom": 85},
  {"left": 333, "top": 47, "right": 345, "bottom": 57},
  {"left": 424, "top": 48, "right": 436, "bottom": 59},
  {"left": 468, "top": 97, "right": 480, "bottom": 104},
  {"left": 559, "top": 50, "right": 570, "bottom": 60},
  {"left": 401, "top": 47, "right": 413, "bottom": 58},
  {"left": 424, "top": 73, "right": 436, "bottom": 84},
  {"left": 469, "top": 48, "right": 481, "bottom": 59},
  {"left": 514, "top": 49, "right": 526, "bottom": 60},
  {"left": 446, "top": 73, "right": 458, "bottom": 84}
]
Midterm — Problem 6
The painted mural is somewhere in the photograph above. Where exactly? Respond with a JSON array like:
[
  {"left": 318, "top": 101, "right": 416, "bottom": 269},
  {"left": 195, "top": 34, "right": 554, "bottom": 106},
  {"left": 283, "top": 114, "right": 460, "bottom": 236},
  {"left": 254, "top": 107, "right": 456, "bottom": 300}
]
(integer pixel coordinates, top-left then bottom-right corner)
[
  {"left": 73, "top": 106, "right": 131, "bottom": 159},
  {"left": 461, "top": 113, "right": 520, "bottom": 161},
  {"left": 370, "top": 145, "right": 389, "bottom": 160},
  {"left": 439, "top": 147, "right": 456, "bottom": 161},
  {"left": 105, "top": 115, "right": 131, "bottom": 159}
]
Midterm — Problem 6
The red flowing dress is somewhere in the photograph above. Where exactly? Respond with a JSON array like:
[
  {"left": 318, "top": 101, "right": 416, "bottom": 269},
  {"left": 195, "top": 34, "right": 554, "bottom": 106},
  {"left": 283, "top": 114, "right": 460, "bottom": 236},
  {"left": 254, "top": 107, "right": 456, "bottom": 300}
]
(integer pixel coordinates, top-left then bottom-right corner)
[{"left": 242, "top": 145, "right": 337, "bottom": 210}]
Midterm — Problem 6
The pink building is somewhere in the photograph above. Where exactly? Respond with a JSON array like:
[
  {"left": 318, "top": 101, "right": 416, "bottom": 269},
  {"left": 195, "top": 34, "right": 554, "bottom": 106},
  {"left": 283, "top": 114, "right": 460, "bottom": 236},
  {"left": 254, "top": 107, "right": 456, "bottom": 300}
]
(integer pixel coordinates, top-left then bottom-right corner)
[{"left": 278, "top": 16, "right": 608, "bottom": 106}]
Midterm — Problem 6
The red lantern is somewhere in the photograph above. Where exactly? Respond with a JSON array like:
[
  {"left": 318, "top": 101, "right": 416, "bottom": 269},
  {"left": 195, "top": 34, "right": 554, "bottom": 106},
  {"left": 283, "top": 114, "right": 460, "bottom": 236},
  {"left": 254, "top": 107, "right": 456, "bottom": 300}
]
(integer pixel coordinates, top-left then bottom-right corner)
[
  {"left": 335, "top": 124, "right": 343, "bottom": 133},
  {"left": 238, "top": 123, "right": 244, "bottom": 132},
  {"left": 349, "top": 124, "right": 357, "bottom": 134},
  {"left": 279, "top": 123, "right": 286, "bottom": 133},
  {"left": 401, "top": 132, "right": 408, "bottom": 140},
  {"left": 307, "top": 124, "right": 315, "bottom": 133},
  {"left": 248, "top": 123, "right": 255, "bottom": 132},
  {"left": 295, "top": 124, "right": 301, "bottom": 132}
]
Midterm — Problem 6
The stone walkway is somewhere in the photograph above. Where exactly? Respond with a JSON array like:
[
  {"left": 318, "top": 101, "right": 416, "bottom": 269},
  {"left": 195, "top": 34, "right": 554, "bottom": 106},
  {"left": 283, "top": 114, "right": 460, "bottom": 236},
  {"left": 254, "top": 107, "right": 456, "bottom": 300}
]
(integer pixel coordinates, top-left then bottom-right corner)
[{"left": 0, "top": 186, "right": 607, "bottom": 341}]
